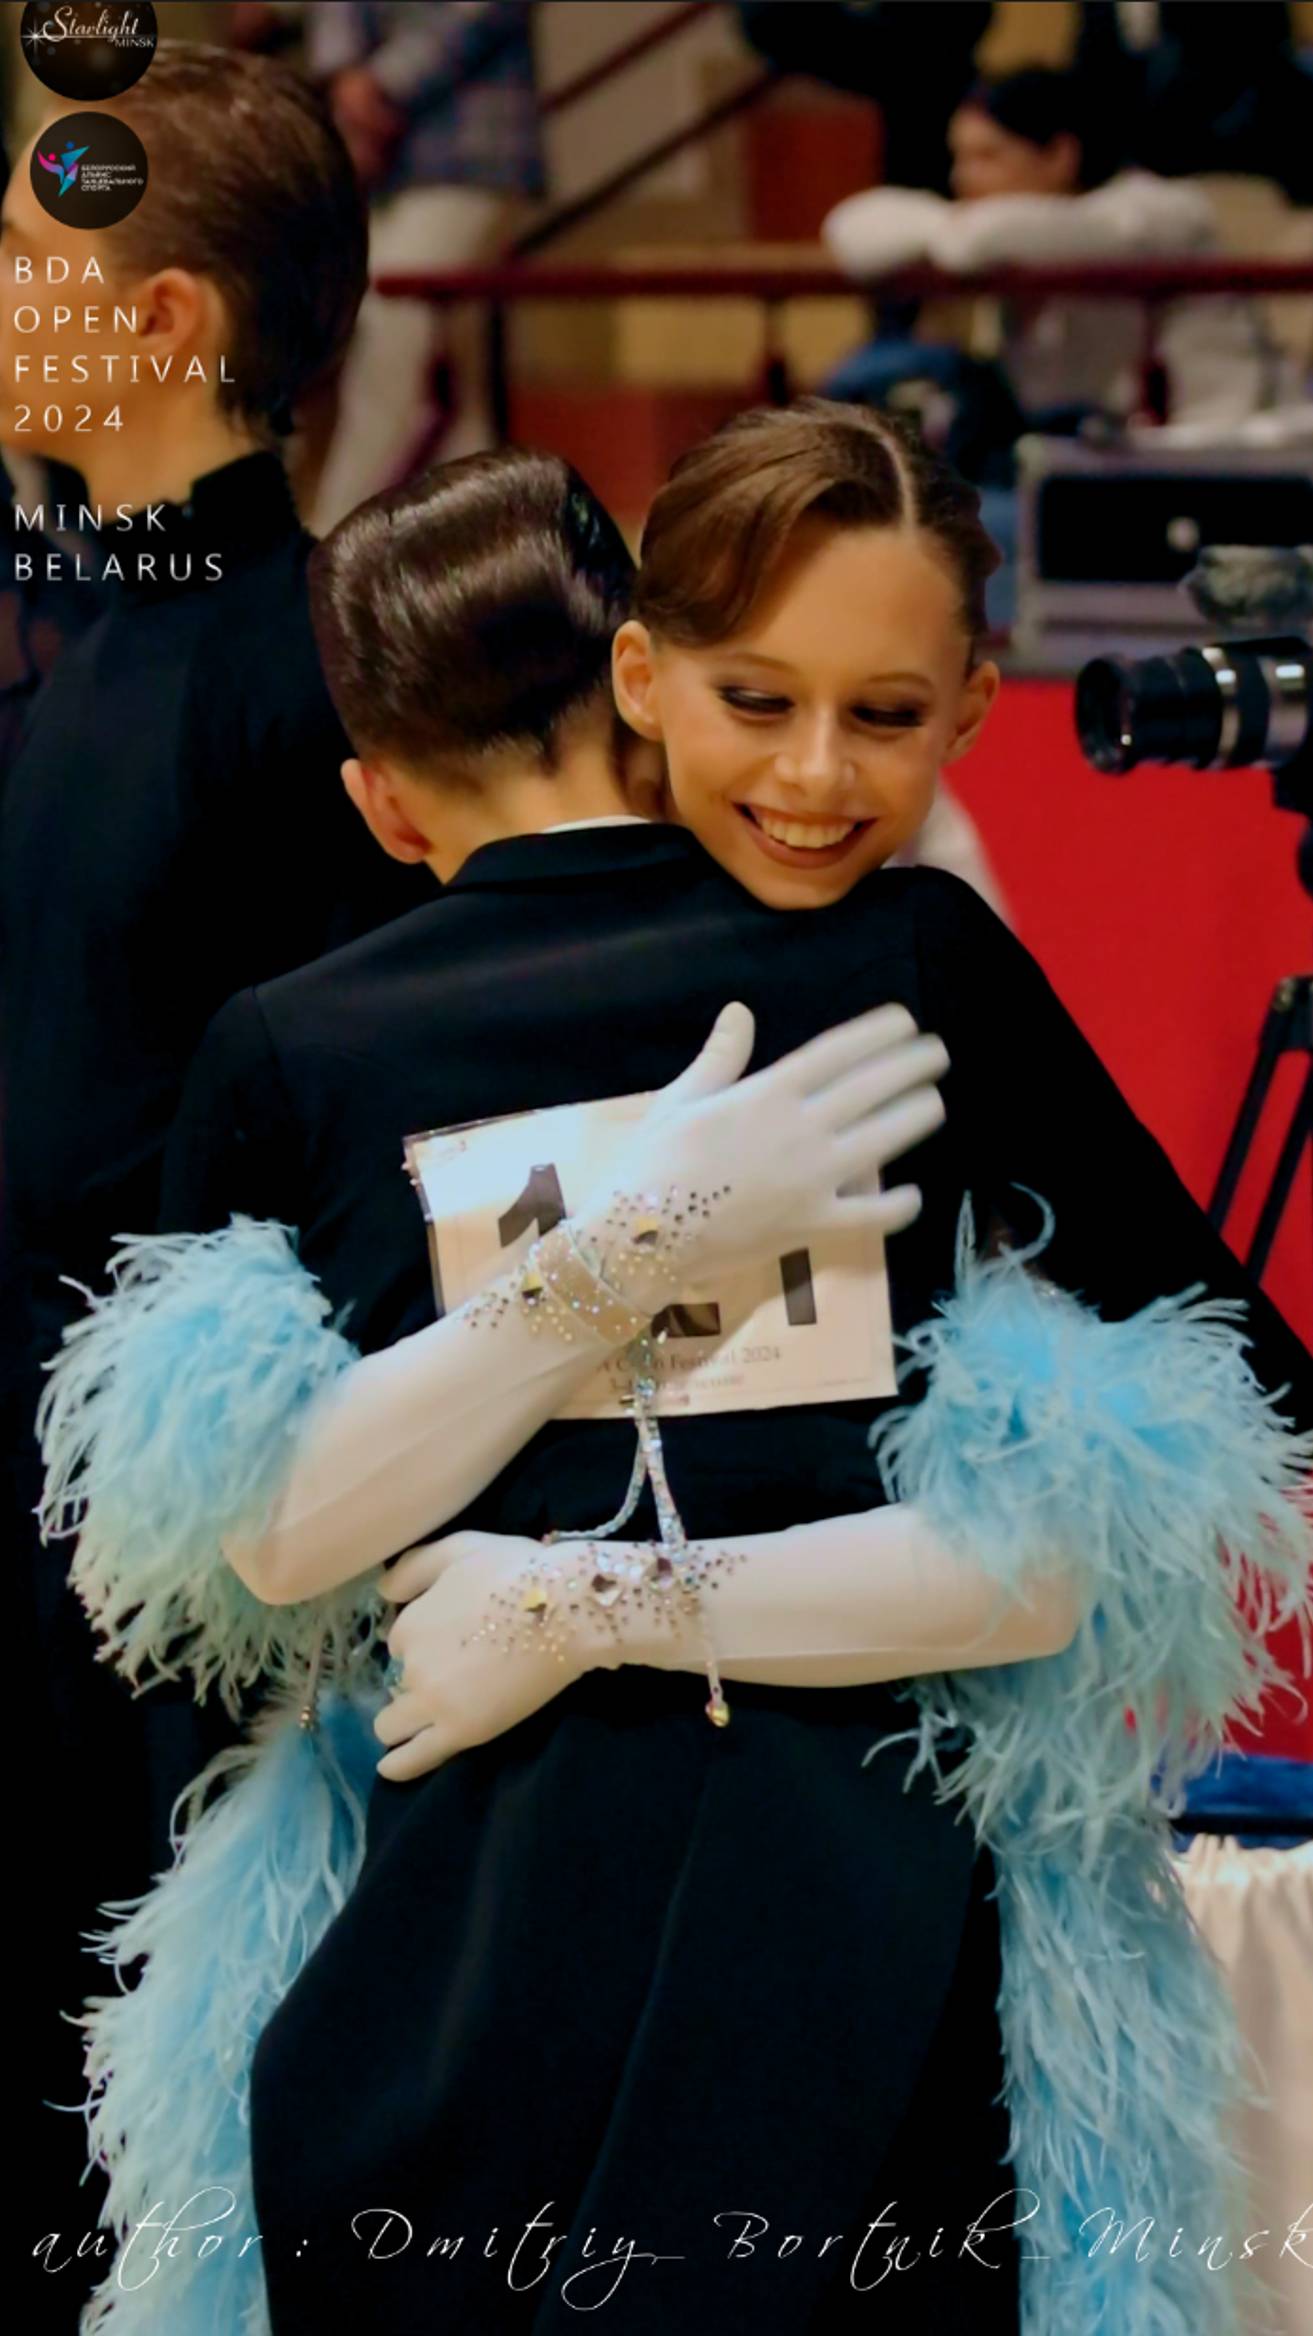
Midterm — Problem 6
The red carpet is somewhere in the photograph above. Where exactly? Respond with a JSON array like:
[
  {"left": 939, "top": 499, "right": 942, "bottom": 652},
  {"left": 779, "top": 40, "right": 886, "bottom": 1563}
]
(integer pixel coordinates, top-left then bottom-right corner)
[{"left": 950, "top": 677, "right": 1311, "bottom": 1758}]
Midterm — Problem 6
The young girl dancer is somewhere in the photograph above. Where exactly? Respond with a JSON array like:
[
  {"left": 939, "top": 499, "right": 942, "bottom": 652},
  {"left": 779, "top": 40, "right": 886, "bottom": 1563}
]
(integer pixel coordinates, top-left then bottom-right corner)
[{"left": 44, "top": 410, "right": 1312, "bottom": 2336}]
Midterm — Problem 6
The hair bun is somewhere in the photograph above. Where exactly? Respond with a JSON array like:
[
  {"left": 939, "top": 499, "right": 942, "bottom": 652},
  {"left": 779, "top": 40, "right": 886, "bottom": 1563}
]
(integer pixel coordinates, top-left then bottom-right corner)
[{"left": 563, "top": 472, "right": 633, "bottom": 600}]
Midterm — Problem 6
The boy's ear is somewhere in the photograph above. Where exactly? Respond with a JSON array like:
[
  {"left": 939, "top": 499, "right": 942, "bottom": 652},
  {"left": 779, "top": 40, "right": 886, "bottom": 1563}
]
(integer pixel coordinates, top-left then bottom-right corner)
[
  {"left": 943, "top": 659, "right": 1001, "bottom": 766},
  {"left": 340, "top": 757, "right": 432, "bottom": 863},
  {"left": 611, "top": 621, "right": 663, "bottom": 742}
]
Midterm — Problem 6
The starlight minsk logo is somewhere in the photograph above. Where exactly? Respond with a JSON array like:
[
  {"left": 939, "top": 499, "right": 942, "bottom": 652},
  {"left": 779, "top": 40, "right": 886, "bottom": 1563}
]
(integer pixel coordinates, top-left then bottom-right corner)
[
  {"left": 29, "top": 110, "right": 148, "bottom": 228},
  {"left": 22, "top": 4, "right": 157, "bottom": 102}
]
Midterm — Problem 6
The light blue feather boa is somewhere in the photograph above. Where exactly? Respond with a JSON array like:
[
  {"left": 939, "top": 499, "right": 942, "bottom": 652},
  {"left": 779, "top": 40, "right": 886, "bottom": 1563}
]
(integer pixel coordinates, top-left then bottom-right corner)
[
  {"left": 40, "top": 1211, "right": 1313, "bottom": 2336},
  {"left": 867, "top": 1208, "right": 1313, "bottom": 2336},
  {"left": 36, "top": 1219, "right": 386, "bottom": 2334},
  {"left": 76, "top": 1684, "right": 382, "bottom": 2336},
  {"left": 38, "top": 1219, "right": 381, "bottom": 1711}
]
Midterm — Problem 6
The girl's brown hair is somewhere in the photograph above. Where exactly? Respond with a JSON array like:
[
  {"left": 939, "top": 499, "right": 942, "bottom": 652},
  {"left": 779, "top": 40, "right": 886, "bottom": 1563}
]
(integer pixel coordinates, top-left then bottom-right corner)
[
  {"left": 101, "top": 43, "right": 367, "bottom": 438},
  {"left": 634, "top": 397, "right": 1001, "bottom": 656}
]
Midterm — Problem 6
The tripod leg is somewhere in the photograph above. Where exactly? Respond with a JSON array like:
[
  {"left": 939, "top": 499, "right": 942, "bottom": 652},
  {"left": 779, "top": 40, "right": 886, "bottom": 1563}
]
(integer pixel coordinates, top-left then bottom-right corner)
[
  {"left": 1210, "top": 989, "right": 1291, "bottom": 1231},
  {"left": 1245, "top": 1061, "right": 1312, "bottom": 1286}
]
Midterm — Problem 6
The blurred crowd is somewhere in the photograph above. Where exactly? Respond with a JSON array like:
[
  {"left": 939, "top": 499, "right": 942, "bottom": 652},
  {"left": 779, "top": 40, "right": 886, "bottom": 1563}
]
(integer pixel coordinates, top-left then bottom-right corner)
[{"left": 3, "top": 4, "right": 1310, "bottom": 696}]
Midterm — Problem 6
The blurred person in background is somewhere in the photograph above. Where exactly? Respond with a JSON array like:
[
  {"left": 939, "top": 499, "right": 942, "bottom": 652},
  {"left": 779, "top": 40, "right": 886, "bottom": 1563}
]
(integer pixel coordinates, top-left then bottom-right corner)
[
  {"left": 824, "top": 67, "right": 1296, "bottom": 443},
  {"left": 741, "top": 2, "right": 1313, "bottom": 203},
  {"left": 737, "top": 0, "right": 996, "bottom": 363},
  {"left": 0, "top": 43, "right": 428, "bottom": 2315},
  {"left": 821, "top": 68, "right": 1300, "bottom": 628},
  {"left": 306, "top": 1, "right": 544, "bottom": 534}
]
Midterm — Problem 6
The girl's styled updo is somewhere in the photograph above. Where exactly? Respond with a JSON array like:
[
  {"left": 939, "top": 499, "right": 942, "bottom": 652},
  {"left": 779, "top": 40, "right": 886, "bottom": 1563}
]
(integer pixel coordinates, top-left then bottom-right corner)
[
  {"left": 308, "top": 448, "right": 635, "bottom": 779},
  {"left": 634, "top": 397, "right": 1001, "bottom": 657}
]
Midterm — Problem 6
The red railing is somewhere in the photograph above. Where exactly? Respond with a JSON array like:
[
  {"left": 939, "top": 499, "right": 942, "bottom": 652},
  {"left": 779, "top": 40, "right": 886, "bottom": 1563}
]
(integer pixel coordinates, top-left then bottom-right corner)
[
  {"left": 377, "top": 258, "right": 1313, "bottom": 304},
  {"left": 374, "top": 256, "right": 1313, "bottom": 433}
]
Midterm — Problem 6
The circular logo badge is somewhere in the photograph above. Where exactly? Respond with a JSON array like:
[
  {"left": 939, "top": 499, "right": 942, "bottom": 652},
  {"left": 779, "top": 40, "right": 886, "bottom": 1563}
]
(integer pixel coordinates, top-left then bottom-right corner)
[
  {"left": 30, "top": 110, "right": 148, "bottom": 227},
  {"left": 21, "top": 3, "right": 157, "bottom": 101}
]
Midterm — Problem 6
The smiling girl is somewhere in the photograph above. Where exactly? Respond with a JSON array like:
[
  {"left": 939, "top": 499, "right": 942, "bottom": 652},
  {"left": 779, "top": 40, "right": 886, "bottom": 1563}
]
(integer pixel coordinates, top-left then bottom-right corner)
[{"left": 614, "top": 400, "right": 998, "bottom": 906}]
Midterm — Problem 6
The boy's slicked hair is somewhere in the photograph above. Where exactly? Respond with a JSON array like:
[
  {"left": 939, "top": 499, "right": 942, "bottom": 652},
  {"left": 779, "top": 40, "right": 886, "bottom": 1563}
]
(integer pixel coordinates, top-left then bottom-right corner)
[{"left": 308, "top": 448, "right": 636, "bottom": 779}]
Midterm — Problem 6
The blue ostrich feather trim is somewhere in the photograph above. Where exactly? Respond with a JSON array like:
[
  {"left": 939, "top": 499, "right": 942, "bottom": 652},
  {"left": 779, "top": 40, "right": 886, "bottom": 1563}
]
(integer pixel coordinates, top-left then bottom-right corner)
[
  {"left": 37, "top": 1219, "right": 381, "bottom": 1713},
  {"left": 867, "top": 1202, "right": 1313, "bottom": 2336},
  {"left": 77, "top": 1681, "right": 384, "bottom": 2336}
]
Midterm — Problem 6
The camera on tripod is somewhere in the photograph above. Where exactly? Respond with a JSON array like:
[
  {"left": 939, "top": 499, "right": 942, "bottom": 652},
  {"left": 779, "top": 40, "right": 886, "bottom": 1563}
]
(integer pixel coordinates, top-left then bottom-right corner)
[
  {"left": 1074, "top": 547, "right": 1313, "bottom": 890},
  {"left": 1072, "top": 545, "right": 1311, "bottom": 1287}
]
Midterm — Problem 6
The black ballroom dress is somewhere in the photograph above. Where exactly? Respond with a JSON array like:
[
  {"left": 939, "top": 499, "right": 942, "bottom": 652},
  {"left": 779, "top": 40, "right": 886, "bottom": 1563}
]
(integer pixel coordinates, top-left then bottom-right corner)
[{"left": 158, "top": 825, "right": 1313, "bottom": 2336}]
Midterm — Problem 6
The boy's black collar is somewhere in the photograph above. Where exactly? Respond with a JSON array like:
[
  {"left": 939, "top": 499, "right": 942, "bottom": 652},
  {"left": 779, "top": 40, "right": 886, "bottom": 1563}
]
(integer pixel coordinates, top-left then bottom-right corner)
[
  {"left": 113, "top": 449, "right": 301, "bottom": 596},
  {"left": 445, "top": 823, "right": 704, "bottom": 894}
]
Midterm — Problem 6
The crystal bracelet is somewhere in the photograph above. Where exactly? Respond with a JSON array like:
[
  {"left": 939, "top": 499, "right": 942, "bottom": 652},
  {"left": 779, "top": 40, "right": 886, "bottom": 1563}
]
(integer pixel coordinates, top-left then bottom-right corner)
[
  {"left": 464, "top": 1526, "right": 741, "bottom": 1726},
  {"left": 460, "top": 1326, "right": 739, "bottom": 1728},
  {"left": 463, "top": 1186, "right": 730, "bottom": 1350},
  {"left": 461, "top": 1188, "right": 736, "bottom": 1727},
  {"left": 524, "top": 1220, "right": 653, "bottom": 1346}
]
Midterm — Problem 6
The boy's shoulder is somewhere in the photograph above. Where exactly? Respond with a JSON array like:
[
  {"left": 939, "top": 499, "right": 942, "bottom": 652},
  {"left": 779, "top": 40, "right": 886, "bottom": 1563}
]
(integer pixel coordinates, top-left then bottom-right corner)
[
  {"left": 256, "top": 889, "right": 453, "bottom": 1024},
  {"left": 783, "top": 859, "right": 995, "bottom": 949}
]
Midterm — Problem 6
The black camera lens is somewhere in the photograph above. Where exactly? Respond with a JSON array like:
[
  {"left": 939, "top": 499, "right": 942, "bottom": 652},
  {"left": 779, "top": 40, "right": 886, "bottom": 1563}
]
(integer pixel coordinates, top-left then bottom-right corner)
[
  {"left": 1075, "top": 650, "right": 1224, "bottom": 773},
  {"left": 1076, "top": 638, "right": 1311, "bottom": 775}
]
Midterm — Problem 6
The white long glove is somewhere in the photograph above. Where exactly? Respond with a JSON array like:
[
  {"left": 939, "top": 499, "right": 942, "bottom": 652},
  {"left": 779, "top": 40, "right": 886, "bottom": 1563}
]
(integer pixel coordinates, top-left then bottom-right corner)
[
  {"left": 371, "top": 1512, "right": 1083, "bottom": 1780},
  {"left": 223, "top": 1002, "right": 948, "bottom": 1606}
]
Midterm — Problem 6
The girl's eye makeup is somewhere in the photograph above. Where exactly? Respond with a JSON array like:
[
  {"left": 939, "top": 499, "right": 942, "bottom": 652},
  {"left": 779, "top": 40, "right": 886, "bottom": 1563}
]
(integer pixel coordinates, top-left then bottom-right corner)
[
  {"left": 852, "top": 704, "right": 927, "bottom": 730},
  {"left": 710, "top": 682, "right": 925, "bottom": 728},
  {"left": 717, "top": 686, "right": 929, "bottom": 730},
  {"left": 717, "top": 686, "right": 792, "bottom": 716}
]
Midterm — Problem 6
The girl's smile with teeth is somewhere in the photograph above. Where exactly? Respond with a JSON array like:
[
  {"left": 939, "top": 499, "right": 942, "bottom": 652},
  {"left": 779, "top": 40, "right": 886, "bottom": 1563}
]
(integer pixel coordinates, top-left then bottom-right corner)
[
  {"left": 742, "top": 807, "right": 864, "bottom": 850},
  {"left": 732, "top": 799, "right": 876, "bottom": 873}
]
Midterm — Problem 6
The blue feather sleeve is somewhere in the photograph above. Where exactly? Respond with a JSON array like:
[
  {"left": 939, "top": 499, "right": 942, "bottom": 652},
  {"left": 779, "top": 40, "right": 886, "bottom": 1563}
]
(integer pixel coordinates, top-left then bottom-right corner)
[
  {"left": 868, "top": 1208, "right": 1313, "bottom": 2336},
  {"left": 37, "top": 1218, "right": 382, "bottom": 1712},
  {"left": 77, "top": 1684, "right": 384, "bottom": 2336}
]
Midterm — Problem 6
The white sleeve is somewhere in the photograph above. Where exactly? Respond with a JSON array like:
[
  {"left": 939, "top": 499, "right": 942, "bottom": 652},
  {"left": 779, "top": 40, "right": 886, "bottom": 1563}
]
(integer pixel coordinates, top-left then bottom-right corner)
[
  {"left": 931, "top": 172, "right": 1216, "bottom": 271},
  {"left": 821, "top": 186, "right": 950, "bottom": 277},
  {"left": 222, "top": 1286, "right": 633, "bottom": 1607},
  {"left": 605, "top": 1503, "right": 1083, "bottom": 1687}
]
